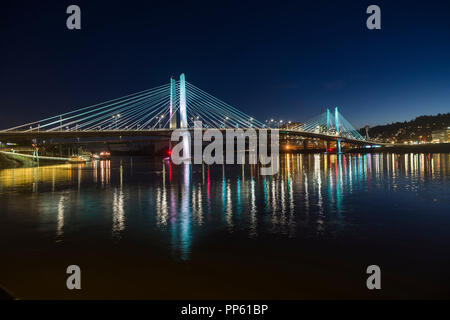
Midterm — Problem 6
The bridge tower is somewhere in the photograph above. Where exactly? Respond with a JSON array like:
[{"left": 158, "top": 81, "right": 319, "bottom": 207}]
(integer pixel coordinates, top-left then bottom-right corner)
[
  {"left": 169, "top": 76, "right": 177, "bottom": 129},
  {"left": 179, "top": 73, "right": 190, "bottom": 159},
  {"left": 335, "top": 107, "right": 341, "bottom": 153},
  {"left": 326, "top": 108, "right": 330, "bottom": 132},
  {"left": 179, "top": 73, "right": 188, "bottom": 129},
  {"left": 326, "top": 108, "right": 331, "bottom": 151},
  {"left": 334, "top": 107, "right": 339, "bottom": 134}
]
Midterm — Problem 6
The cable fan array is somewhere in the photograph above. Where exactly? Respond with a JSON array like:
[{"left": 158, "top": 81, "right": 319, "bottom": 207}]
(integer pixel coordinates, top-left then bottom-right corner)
[
  {"left": 3, "top": 83, "right": 173, "bottom": 132},
  {"left": 1, "top": 76, "right": 364, "bottom": 141},
  {"left": 291, "top": 109, "right": 364, "bottom": 140},
  {"left": 2, "top": 81, "right": 265, "bottom": 132},
  {"left": 184, "top": 82, "right": 264, "bottom": 129}
]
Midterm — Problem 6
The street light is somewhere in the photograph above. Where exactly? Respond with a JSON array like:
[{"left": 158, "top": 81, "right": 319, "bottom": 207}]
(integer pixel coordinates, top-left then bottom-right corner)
[{"left": 112, "top": 115, "right": 116, "bottom": 129}]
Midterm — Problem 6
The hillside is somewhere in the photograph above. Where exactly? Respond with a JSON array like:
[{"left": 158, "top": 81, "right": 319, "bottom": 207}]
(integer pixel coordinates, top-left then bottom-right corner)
[{"left": 360, "top": 113, "right": 450, "bottom": 143}]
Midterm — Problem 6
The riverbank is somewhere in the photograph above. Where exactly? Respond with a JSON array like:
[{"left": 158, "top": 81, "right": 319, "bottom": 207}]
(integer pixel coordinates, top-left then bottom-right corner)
[
  {"left": 349, "top": 143, "right": 450, "bottom": 154},
  {"left": 0, "top": 152, "right": 36, "bottom": 168}
]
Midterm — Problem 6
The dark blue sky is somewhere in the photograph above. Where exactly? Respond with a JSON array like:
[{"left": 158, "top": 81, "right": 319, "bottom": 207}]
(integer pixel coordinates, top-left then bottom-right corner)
[{"left": 1, "top": 0, "right": 449, "bottom": 129}]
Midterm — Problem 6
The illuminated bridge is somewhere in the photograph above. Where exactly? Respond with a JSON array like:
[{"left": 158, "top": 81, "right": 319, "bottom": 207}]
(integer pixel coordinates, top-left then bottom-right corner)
[{"left": 0, "top": 74, "right": 378, "bottom": 151}]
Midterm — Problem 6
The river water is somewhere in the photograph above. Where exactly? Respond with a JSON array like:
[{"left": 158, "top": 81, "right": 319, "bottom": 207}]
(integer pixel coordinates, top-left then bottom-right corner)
[{"left": 0, "top": 153, "right": 449, "bottom": 299}]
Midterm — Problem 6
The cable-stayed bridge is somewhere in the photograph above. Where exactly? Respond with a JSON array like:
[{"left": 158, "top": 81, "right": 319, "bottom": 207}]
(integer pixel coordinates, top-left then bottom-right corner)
[{"left": 0, "top": 74, "right": 377, "bottom": 149}]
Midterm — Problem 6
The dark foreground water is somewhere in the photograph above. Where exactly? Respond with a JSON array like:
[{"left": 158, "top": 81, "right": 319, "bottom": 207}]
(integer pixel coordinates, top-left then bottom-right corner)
[{"left": 0, "top": 153, "right": 449, "bottom": 299}]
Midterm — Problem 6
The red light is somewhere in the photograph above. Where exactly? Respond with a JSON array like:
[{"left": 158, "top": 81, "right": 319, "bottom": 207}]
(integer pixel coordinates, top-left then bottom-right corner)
[{"left": 167, "top": 149, "right": 172, "bottom": 156}]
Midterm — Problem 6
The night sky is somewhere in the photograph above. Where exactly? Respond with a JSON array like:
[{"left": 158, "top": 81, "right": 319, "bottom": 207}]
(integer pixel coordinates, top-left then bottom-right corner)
[{"left": 1, "top": 0, "right": 449, "bottom": 129}]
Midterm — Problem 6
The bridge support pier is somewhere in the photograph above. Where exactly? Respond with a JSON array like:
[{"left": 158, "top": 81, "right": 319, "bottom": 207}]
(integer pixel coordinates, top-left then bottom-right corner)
[
  {"left": 303, "top": 139, "right": 308, "bottom": 150},
  {"left": 337, "top": 139, "right": 341, "bottom": 154}
]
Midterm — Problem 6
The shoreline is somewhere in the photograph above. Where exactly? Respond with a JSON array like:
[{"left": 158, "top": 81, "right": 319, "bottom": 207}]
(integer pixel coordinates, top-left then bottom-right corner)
[
  {"left": 1, "top": 143, "right": 449, "bottom": 170},
  {"left": 348, "top": 143, "right": 450, "bottom": 154},
  {"left": 0, "top": 151, "right": 69, "bottom": 169},
  {"left": 0, "top": 152, "right": 36, "bottom": 169}
]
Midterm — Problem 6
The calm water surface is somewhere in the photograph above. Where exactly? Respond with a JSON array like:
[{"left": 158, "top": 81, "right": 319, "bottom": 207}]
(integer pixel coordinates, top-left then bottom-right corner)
[{"left": 0, "top": 153, "right": 449, "bottom": 299}]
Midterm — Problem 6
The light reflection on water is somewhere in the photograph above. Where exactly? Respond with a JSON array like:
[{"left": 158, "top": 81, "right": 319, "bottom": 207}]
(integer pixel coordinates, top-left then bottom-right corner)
[{"left": 0, "top": 153, "right": 449, "bottom": 261}]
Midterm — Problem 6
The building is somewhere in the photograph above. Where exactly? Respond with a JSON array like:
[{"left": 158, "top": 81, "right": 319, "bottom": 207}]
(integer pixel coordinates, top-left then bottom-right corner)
[
  {"left": 431, "top": 127, "right": 450, "bottom": 143},
  {"left": 280, "top": 121, "right": 302, "bottom": 129}
]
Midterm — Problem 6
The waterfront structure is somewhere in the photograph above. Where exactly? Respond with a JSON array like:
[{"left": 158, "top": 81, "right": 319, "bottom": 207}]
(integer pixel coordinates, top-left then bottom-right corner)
[{"left": 431, "top": 127, "right": 450, "bottom": 143}]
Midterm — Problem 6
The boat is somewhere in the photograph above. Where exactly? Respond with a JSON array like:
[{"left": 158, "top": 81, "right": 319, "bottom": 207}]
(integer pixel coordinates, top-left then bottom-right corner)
[
  {"left": 69, "top": 155, "right": 89, "bottom": 163},
  {"left": 99, "top": 151, "right": 111, "bottom": 160}
]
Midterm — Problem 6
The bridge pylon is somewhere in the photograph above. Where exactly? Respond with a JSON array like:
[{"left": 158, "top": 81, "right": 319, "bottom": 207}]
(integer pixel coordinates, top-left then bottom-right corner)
[
  {"left": 334, "top": 107, "right": 339, "bottom": 134},
  {"left": 179, "top": 73, "right": 188, "bottom": 129},
  {"left": 178, "top": 73, "right": 190, "bottom": 159},
  {"left": 326, "top": 108, "right": 330, "bottom": 133},
  {"left": 335, "top": 107, "right": 342, "bottom": 153},
  {"left": 169, "top": 76, "right": 177, "bottom": 129}
]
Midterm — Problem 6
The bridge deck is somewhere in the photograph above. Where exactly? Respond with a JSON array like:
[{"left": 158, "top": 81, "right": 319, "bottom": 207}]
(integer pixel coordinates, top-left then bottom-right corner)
[{"left": 0, "top": 129, "right": 380, "bottom": 145}]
